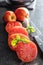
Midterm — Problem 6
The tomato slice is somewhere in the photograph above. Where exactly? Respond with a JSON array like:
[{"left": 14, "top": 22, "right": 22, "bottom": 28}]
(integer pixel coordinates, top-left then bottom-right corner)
[
  {"left": 8, "top": 33, "right": 29, "bottom": 51},
  {"left": 5, "top": 21, "right": 22, "bottom": 32},
  {"left": 7, "top": 26, "right": 28, "bottom": 36},
  {"left": 16, "top": 41, "right": 38, "bottom": 62}
]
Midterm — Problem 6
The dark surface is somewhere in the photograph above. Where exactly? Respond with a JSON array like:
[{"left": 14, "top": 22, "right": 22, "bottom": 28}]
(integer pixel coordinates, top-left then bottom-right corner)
[{"left": 0, "top": 0, "right": 43, "bottom": 65}]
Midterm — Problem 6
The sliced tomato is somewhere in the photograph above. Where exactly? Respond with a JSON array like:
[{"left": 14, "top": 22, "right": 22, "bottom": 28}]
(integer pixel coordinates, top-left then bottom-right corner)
[
  {"left": 7, "top": 26, "right": 28, "bottom": 36},
  {"left": 8, "top": 33, "right": 29, "bottom": 51},
  {"left": 8, "top": 33, "right": 38, "bottom": 62},
  {"left": 16, "top": 41, "right": 38, "bottom": 62},
  {"left": 5, "top": 21, "right": 22, "bottom": 32}
]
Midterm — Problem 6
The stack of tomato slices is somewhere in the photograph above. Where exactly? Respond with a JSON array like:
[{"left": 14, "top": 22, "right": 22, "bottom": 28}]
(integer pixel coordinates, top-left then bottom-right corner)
[{"left": 3, "top": 7, "right": 38, "bottom": 62}]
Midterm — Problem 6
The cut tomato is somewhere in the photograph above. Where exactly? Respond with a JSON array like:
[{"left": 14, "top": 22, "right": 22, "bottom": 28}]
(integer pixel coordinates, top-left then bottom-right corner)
[
  {"left": 7, "top": 26, "right": 28, "bottom": 36},
  {"left": 8, "top": 33, "right": 29, "bottom": 51},
  {"left": 16, "top": 41, "right": 38, "bottom": 62},
  {"left": 5, "top": 21, "right": 22, "bottom": 32}
]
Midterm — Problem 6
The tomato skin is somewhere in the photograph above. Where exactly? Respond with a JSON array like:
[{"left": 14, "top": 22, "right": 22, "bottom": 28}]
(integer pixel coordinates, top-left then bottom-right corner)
[
  {"left": 15, "top": 9, "right": 26, "bottom": 21},
  {"left": 16, "top": 41, "right": 38, "bottom": 62},
  {"left": 15, "top": 7, "right": 29, "bottom": 21},
  {"left": 8, "top": 33, "right": 29, "bottom": 51},
  {"left": 5, "top": 21, "right": 22, "bottom": 32},
  {"left": 3, "top": 11, "right": 16, "bottom": 22}
]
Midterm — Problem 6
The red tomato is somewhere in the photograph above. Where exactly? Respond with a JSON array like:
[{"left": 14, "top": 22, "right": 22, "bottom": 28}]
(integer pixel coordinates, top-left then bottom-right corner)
[
  {"left": 8, "top": 33, "right": 29, "bottom": 51},
  {"left": 3, "top": 11, "right": 16, "bottom": 22},
  {"left": 7, "top": 26, "right": 28, "bottom": 36},
  {"left": 15, "top": 7, "right": 29, "bottom": 21},
  {"left": 5, "top": 21, "right": 22, "bottom": 32},
  {"left": 16, "top": 41, "right": 38, "bottom": 62},
  {"left": 8, "top": 33, "right": 38, "bottom": 62}
]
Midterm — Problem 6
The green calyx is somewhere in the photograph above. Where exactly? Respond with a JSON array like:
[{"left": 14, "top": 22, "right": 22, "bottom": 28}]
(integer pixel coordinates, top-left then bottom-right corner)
[{"left": 11, "top": 34, "right": 30, "bottom": 47}]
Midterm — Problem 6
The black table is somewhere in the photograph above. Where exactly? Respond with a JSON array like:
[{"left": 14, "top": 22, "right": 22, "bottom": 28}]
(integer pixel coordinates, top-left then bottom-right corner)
[{"left": 0, "top": 0, "right": 43, "bottom": 65}]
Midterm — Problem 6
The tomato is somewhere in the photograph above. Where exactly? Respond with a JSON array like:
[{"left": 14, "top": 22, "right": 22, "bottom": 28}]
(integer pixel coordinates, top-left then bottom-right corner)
[
  {"left": 3, "top": 11, "right": 16, "bottom": 22},
  {"left": 16, "top": 41, "right": 38, "bottom": 62},
  {"left": 8, "top": 33, "right": 29, "bottom": 51},
  {"left": 5, "top": 21, "right": 22, "bottom": 32},
  {"left": 7, "top": 26, "right": 28, "bottom": 36},
  {"left": 8, "top": 33, "right": 38, "bottom": 62},
  {"left": 15, "top": 7, "right": 29, "bottom": 21}
]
